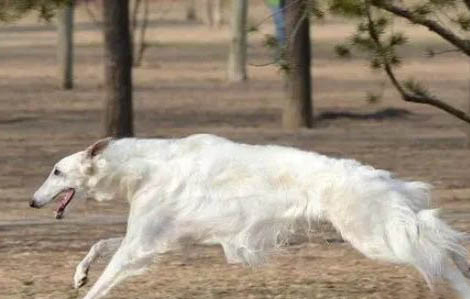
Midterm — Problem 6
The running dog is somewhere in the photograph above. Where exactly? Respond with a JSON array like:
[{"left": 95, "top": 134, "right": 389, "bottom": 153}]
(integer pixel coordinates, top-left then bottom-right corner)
[{"left": 31, "top": 134, "right": 470, "bottom": 299}]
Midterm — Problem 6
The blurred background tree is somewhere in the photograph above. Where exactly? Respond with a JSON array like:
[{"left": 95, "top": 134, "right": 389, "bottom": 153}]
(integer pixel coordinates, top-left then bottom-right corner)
[
  {"left": 0, "top": 0, "right": 75, "bottom": 89},
  {"left": 130, "top": 0, "right": 150, "bottom": 67},
  {"left": 283, "top": 0, "right": 313, "bottom": 129},
  {"left": 227, "top": 0, "right": 248, "bottom": 81},
  {"left": 185, "top": 0, "right": 197, "bottom": 20},
  {"left": 56, "top": 0, "right": 74, "bottom": 90},
  {"left": 9, "top": 0, "right": 470, "bottom": 137},
  {"left": 0, "top": 0, "right": 134, "bottom": 137},
  {"left": 204, "top": 0, "right": 223, "bottom": 27},
  {"left": 102, "top": 0, "right": 133, "bottom": 137}
]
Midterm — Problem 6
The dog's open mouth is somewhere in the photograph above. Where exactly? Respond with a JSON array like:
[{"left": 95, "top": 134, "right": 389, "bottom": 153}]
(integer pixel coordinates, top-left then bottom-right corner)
[{"left": 54, "top": 188, "right": 75, "bottom": 219}]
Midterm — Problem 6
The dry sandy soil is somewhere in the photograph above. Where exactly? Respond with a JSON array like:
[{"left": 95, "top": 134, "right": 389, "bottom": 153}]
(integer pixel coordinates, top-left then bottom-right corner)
[{"left": 2, "top": 1, "right": 470, "bottom": 298}]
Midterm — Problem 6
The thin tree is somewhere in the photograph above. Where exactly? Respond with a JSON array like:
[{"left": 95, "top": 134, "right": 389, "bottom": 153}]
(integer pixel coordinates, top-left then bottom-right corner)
[
  {"left": 283, "top": 0, "right": 313, "bottom": 129},
  {"left": 131, "top": 0, "right": 150, "bottom": 66},
  {"left": 186, "top": 0, "right": 197, "bottom": 20},
  {"left": 102, "top": 0, "right": 134, "bottom": 137},
  {"left": 84, "top": 0, "right": 150, "bottom": 68},
  {"left": 227, "top": 0, "right": 248, "bottom": 82},
  {"left": 56, "top": 0, "right": 74, "bottom": 90},
  {"left": 213, "top": 0, "right": 223, "bottom": 27},
  {"left": 0, "top": 1, "right": 72, "bottom": 88},
  {"left": 205, "top": 0, "right": 223, "bottom": 27}
]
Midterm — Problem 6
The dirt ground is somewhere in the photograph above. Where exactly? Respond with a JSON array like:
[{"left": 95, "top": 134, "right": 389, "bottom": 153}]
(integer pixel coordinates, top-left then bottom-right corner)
[{"left": 2, "top": 2, "right": 470, "bottom": 298}]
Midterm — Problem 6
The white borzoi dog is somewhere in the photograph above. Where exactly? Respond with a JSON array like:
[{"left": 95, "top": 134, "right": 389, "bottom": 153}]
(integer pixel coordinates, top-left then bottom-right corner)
[{"left": 31, "top": 134, "right": 470, "bottom": 299}]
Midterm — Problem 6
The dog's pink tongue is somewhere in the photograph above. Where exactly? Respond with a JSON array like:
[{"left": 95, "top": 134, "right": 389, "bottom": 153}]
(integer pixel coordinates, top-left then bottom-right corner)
[{"left": 55, "top": 189, "right": 74, "bottom": 219}]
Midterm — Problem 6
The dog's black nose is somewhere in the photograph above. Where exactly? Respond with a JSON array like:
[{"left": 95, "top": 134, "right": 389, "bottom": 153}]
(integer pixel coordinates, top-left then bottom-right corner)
[{"left": 29, "top": 199, "right": 37, "bottom": 208}]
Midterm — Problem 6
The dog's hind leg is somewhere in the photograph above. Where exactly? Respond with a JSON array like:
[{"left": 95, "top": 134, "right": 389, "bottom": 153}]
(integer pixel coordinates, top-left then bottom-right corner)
[
  {"left": 74, "top": 237, "right": 123, "bottom": 289},
  {"left": 442, "top": 258, "right": 470, "bottom": 299},
  {"left": 451, "top": 251, "right": 470, "bottom": 279},
  {"left": 341, "top": 207, "right": 470, "bottom": 298}
]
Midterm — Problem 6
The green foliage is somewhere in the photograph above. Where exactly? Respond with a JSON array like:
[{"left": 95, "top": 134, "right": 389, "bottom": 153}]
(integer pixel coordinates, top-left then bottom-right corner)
[
  {"left": 0, "top": 0, "right": 70, "bottom": 22},
  {"left": 370, "top": 56, "right": 382, "bottom": 69},
  {"left": 389, "top": 33, "right": 407, "bottom": 47},
  {"left": 328, "top": 0, "right": 364, "bottom": 17},
  {"left": 329, "top": 1, "right": 408, "bottom": 104},
  {"left": 247, "top": 24, "right": 258, "bottom": 33},
  {"left": 306, "top": 0, "right": 325, "bottom": 19},
  {"left": 455, "top": 14, "right": 470, "bottom": 31},
  {"left": 404, "top": 79, "right": 431, "bottom": 97},
  {"left": 278, "top": 58, "right": 289, "bottom": 73},
  {"left": 337, "top": 13, "right": 403, "bottom": 68},
  {"left": 366, "top": 91, "right": 381, "bottom": 104},
  {"left": 263, "top": 34, "right": 278, "bottom": 49},
  {"left": 334, "top": 44, "right": 352, "bottom": 58},
  {"left": 351, "top": 32, "right": 376, "bottom": 51},
  {"left": 411, "top": 4, "right": 432, "bottom": 17}
]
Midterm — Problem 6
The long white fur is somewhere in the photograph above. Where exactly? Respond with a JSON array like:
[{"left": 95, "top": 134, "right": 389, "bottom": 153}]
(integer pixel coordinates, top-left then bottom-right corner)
[{"left": 32, "top": 134, "right": 470, "bottom": 299}]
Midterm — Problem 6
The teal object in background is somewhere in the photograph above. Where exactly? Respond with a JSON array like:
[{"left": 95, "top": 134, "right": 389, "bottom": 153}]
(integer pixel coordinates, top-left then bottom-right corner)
[
  {"left": 266, "top": 0, "right": 281, "bottom": 6},
  {"left": 265, "top": 0, "right": 285, "bottom": 47}
]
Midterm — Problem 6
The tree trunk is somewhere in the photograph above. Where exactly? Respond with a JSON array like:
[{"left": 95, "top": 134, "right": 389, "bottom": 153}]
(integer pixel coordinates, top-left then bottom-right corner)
[
  {"left": 102, "top": 0, "right": 134, "bottom": 137},
  {"left": 204, "top": 0, "right": 223, "bottom": 27},
  {"left": 227, "top": 0, "right": 248, "bottom": 82},
  {"left": 57, "top": 0, "right": 74, "bottom": 90},
  {"left": 467, "top": 76, "right": 470, "bottom": 146},
  {"left": 133, "top": 0, "right": 149, "bottom": 66},
  {"left": 186, "top": 0, "right": 197, "bottom": 20},
  {"left": 283, "top": 0, "right": 312, "bottom": 129},
  {"left": 204, "top": 0, "right": 214, "bottom": 26},
  {"left": 213, "top": 0, "right": 223, "bottom": 27}
]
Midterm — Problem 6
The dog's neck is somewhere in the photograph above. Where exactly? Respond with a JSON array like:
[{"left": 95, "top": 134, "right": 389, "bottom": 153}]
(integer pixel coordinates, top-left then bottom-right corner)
[{"left": 87, "top": 139, "right": 173, "bottom": 202}]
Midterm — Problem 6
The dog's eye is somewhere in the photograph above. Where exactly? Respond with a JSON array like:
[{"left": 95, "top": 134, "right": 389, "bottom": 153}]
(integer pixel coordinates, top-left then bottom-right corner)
[{"left": 53, "top": 168, "right": 61, "bottom": 176}]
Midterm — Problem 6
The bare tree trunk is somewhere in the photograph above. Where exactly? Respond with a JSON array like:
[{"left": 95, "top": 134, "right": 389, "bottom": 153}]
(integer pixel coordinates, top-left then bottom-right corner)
[
  {"left": 283, "top": 0, "right": 312, "bottom": 129},
  {"left": 467, "top": 74, "right": 470, "bottom": 146},
  {"left": 213, "top": 0, "right": 223, "bottom": 27},
  {"left": 227, "top": 0, "right": 248, "bottom": 82},
  {"left": 130, "top": 0, "right": 142, "bottom": 35},
  {"left": 132, "top": 0, "right": 149, "bottom": 66},
  {"left": 204, "top": 0, "right": 214, "bottom": 26},
  {"left": 186, "top": 0, "right": 197, "bottom": 20},
  {"left": 57, "top": 0, "right": 74, "bottom": 90},
  {"left": 204, "top": 0, "right": 223, "bottom": 27},
  {"left": 102, "top": 0, "right": 134, "bottom": 137}
]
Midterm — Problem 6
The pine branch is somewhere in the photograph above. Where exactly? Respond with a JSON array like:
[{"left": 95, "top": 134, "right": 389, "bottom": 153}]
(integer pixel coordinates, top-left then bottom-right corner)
[
  {"left": 365, "top": 1, "right": 470, "bottom": 124},
  {"left": 370, "top": 0, "right": 470, "bottom": 56}
]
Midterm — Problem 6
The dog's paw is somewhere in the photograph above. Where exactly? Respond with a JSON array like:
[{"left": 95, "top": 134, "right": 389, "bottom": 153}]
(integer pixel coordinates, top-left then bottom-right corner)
[{"left": 73, "top": 266, "right": 89, "bottom": 289}]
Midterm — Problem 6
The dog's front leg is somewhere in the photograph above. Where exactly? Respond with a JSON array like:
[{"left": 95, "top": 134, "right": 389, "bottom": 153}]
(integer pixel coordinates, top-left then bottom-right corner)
[
  {"left": 74, "top": 237, "right": 123, "bottom": 289},
  {"left": 82, "top": 238, "right": 153, "bottom": 299},
  {"left": 82, "top": 209, "right": 172, "bottom": 299}
]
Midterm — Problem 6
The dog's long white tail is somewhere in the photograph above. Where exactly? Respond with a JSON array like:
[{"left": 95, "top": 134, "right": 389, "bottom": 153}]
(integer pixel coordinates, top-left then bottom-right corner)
[
  {"left": 389, "top": 208, "right": 470, "bottom": 298},
  {"left": 332, "top": 180, "right": 470, "bottom": 298}
]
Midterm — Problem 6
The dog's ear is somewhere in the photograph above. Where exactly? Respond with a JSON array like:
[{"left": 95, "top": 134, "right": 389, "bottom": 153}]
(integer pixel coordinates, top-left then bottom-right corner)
[{"left": 86, "top": 137, "right": 112, "bottom": 159}]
